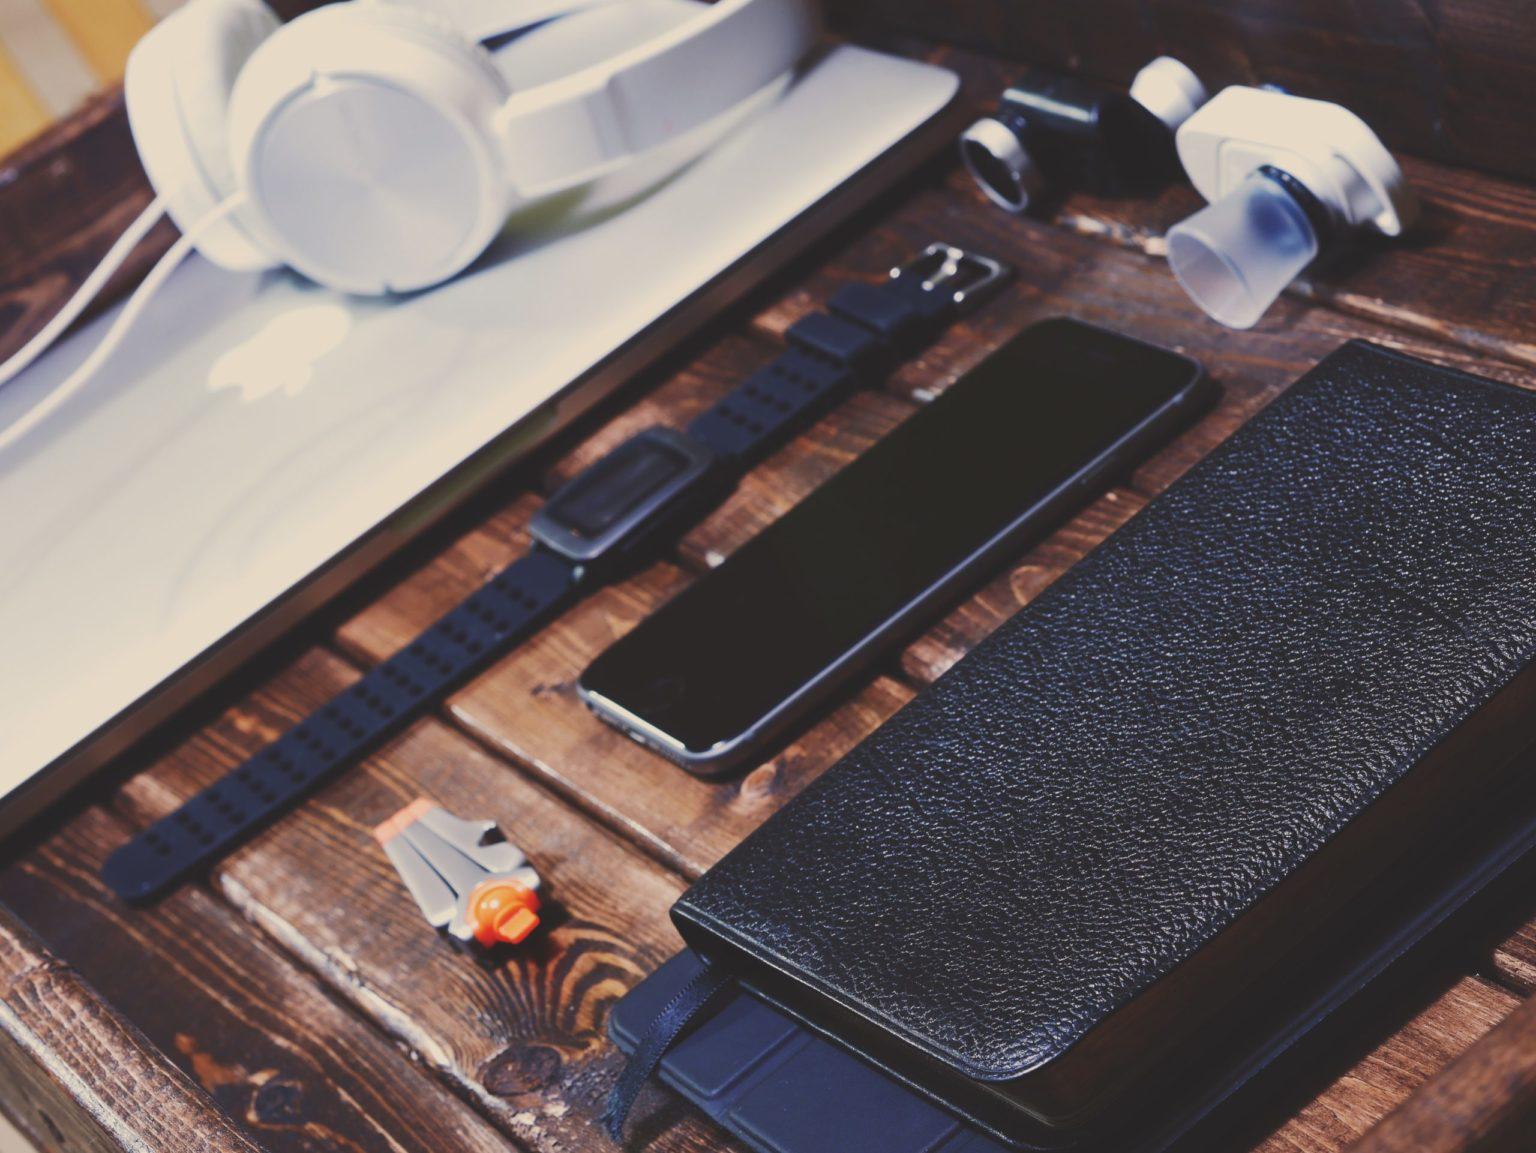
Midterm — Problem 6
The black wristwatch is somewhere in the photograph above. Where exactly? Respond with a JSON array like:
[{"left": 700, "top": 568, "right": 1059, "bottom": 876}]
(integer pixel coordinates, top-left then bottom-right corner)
[{"left": 103, "top": 244, "right": 1009, "bottom": 902}]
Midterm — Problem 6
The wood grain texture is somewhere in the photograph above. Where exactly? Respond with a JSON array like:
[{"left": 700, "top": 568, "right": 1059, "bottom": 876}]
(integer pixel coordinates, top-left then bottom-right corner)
[
  {"left": 4, "top": 17, "right": 1536, "bottom": 1153},
  {"left": 102, "top": 644, "right": 745, "bottom": 1152},
  {"left": 287, "top": 114, "right": 1536, "bottom": 1153},
  {"left": 1262, "top": 978, "right": 1518, "bottom": 1153},
  {"left": 1490, "top": 923, "right": 1536, "bottom": 997},
  {"left": 0, "top": 92, "right": 169, "bottom": 364},
  {"left": 827, "top": 1, "right": 1536, "bottom": 186},
  {"left": 0, "top": 804, "right": 513, "bottom": 1153},
  {"left": 0, "top": 901, "right": 261, "bottom": 1153},
  {"left": 1348, "top": 984, "right": 1536, "bottom": 1153}
]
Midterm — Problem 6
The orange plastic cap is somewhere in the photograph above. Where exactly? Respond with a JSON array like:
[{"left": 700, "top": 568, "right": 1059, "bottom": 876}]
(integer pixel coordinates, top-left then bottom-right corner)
[{"left": 466, "top": 878, "right": 542, "bottom": 947}]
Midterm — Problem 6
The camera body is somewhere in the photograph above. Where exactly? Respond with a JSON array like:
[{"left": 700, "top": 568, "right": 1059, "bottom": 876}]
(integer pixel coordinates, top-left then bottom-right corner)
[
  {"left": 1168, "top": 86, "right": 1417, "bottom": 328},
  {"left": 961, "top": 56, "right": 1206, "bottom": 213}
]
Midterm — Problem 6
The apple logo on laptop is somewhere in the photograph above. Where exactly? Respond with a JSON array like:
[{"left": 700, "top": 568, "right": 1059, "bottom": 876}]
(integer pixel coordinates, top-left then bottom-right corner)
[{"left": 208, "top": 304, "right": 353, "bottom": 402}]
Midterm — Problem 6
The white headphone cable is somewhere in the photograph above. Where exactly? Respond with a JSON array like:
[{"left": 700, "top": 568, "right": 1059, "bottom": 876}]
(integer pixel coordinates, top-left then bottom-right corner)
[
  {"left": 0, "top": 193, "right": 246, "bottom": 457},
  {"left": 0, "top": 194, "right": 167, "bottom": 391}
]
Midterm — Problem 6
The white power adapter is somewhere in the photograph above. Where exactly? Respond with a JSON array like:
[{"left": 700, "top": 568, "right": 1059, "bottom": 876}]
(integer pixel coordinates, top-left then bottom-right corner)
[{"left": 1167, "top": 86, "right": 1417, "bottom": 328}]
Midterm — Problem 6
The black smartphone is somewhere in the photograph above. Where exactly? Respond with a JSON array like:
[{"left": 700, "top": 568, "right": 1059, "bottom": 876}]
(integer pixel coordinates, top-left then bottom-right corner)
[{"left": 578, "top": 317, "right": 1214, "bottom": 776}]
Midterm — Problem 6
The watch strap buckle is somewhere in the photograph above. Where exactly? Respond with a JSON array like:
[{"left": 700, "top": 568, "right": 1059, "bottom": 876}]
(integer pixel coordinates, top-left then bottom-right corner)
[{"left": 889, "top": 243, "right": 1011, "bottom": 314}]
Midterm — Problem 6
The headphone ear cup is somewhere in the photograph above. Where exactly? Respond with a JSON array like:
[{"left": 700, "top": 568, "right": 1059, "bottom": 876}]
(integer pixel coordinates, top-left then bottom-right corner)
[
  {"left": 225, "top": 1, "right": 513, "bottom": 294},
  {"left": 126, "top": 0, "right": 280, "bottom": 271}
]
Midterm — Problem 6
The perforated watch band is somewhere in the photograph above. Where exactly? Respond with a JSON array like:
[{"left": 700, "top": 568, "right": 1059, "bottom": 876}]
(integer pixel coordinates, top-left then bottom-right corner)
[
  {"left": 687, "top": 251, "right": 995, "bottom": 462},
  {"left": 104, "top": 243, "right": 1009, "bottom": 903},
  {"left": 103, "top": 550, "right": 581, "bottom": 901}
]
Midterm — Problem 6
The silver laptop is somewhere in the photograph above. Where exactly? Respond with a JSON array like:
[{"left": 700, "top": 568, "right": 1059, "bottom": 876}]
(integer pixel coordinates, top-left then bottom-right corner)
[{"left": 0, "top": 45, "right": 958, "bottom": 832}]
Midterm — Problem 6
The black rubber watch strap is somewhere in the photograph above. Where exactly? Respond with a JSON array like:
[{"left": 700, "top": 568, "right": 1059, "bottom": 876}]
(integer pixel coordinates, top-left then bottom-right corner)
[
  {"left": 687, "top": 265, "right": 961, "bottom": 464},
  {"left": 104, "top": 549, "right": 580, "bottom": 902},
  {"left": 685, "top": 344, "right": 857, "bottom": 461}
]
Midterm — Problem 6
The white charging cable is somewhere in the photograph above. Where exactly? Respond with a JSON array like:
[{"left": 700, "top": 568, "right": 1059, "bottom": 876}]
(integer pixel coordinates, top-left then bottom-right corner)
[{"left": 0, "top": 194, "right": 246, "bottom": 456}]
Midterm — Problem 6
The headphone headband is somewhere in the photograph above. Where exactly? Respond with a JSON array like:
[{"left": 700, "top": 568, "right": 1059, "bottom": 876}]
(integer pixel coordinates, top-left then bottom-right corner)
[
  {"left": 427, "top": 0, "right": 634, "bottom": 41},
  {"left": 492, "top": 0, "right": 819, "bottom": 197}
]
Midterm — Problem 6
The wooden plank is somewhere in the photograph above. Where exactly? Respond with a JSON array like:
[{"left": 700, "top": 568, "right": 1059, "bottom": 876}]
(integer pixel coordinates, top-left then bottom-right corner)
[
  {"left": 756, "top": 37, "right": 1536, "bottom": 373},
  {"left": 0, "top": 901, "right": 261, "bottom": 1153},
  {"left": 1259, "top": 977, "right": 1518, "bottom": 1153},
  {"left": 1347, "top": 984, "right": 1536, "bottom": 1153},
  {"left": 0, "top": 803, "right": 514, "bottom": 1153},
  {"left": 541, "top": 330, "right": 780, "bottom": 492},
  {"left": 828, "top": 0, "right": 1536, "bottom": 187},
  {"left": 752, "top": 178, "right": 1536, "bottom": 409},
  {"left": 103, "top": 644, "right": 746, "bottom": 1152},
  {"left": 335, "top": 493, "right": 540, "bottom": 666},
  {"left": 1489, "top": 924, "right": 1536, "bottom": 996},
  {"left": 330, "top": 334, "right": 783, "bottom": 672}
]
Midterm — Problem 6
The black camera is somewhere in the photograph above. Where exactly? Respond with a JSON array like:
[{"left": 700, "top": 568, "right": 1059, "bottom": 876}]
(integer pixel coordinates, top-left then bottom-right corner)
[{"left": 960, "top": 57, "right": 1206, "bottom": 212}]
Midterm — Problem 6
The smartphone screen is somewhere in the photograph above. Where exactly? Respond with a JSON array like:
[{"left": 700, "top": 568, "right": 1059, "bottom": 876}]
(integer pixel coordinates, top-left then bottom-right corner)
[{"left": 580, "top": 318, "right": 1204, "bottom": 765}]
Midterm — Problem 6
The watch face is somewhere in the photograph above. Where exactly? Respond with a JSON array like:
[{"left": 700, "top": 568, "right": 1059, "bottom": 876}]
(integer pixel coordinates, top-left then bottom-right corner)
[
  {"left": 550, "top": 436, "right": 696, "bottom": 540},
  {"left": 530, "top": 427, "right": 718, "bottom": 564}
]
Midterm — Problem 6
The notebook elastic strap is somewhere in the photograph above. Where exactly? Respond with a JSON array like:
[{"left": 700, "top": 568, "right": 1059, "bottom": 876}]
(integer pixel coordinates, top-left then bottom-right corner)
[{"left": 604, "top": 962, "right": 736, "bottom": 1142}]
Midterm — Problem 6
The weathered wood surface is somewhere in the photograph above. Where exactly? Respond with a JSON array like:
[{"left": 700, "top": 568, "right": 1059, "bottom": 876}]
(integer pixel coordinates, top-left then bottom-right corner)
[
  {"left": 0, "top": 902, "right": 262, "bottom": 1153},
  {"left": 1347, "top": 984, "right": 1536, "bottom": 1153},
  {"left": 100, "top": 644, "right": 745, "bottom": 1153},
  {"left": 1265, "top": 978, "right": 1518, "bottom": 1153},
  {"left": 4, "top": 19, "right": 1536, "bottom": 1153},
  {"left": 0, "top": 804, "right": 515, "bottom": 1153},
  {"left": 828, "top": 2, "right": 1536, "bottom": 187}
]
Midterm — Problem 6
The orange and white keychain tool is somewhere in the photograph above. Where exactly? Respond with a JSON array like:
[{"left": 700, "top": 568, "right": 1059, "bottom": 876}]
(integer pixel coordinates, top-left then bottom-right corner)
[{"left": 374, "top": 799, "right": 542, "bottom": 947}]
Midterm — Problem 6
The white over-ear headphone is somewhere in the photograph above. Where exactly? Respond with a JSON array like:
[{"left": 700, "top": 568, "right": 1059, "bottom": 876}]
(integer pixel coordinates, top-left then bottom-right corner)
[
  {"left": 127, "top": 0, "right": 819, "bottom": 293},
  {"left": 0, "top": 0, "right": 817, "bottom": 452}
]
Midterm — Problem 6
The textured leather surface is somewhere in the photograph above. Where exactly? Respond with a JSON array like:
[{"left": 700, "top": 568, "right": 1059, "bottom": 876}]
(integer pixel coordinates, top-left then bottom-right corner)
[{"left": 674, "top": 342, "right": 1536, "bottom": 1086}]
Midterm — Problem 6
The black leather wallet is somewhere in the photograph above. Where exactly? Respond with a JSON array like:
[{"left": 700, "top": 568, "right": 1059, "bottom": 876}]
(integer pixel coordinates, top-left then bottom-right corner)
[{"left": 670, "top": 341, "right": 1536, "bottom": 1143}]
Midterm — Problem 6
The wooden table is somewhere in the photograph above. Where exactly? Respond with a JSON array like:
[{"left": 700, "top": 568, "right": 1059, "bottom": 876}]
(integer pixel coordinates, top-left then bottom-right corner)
[{"left": 3, "top": 8, "right": 1536, "bottom": 1153}]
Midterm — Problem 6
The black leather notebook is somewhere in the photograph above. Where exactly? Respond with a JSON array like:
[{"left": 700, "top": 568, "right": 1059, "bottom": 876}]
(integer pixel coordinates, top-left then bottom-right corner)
[{"left": 672, "top": 342, "right": 1536, "bottom": 1141}]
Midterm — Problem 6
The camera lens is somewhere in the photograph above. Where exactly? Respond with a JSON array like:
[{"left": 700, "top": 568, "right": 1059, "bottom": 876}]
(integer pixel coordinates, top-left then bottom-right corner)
[
  {"left": 959, "top": 117, "right": 1042, "bottom": 213},
  {"left": 1166, "top": 169, "right": 1321, "bottom": 329}
]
